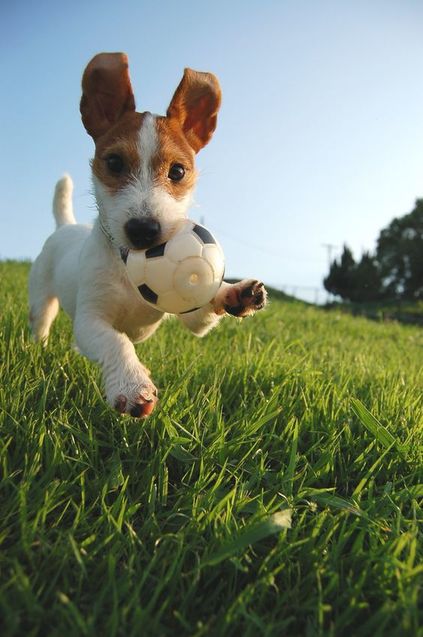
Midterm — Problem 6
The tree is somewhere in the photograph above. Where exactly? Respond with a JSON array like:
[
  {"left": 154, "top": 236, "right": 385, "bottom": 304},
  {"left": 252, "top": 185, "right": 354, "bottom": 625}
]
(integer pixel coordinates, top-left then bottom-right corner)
[
  {"left": 324, "top": 200, "right": 423, "bottom": 303},
  {"left": 351, "top": 251, "right": 384, "bottom": 302},
  {"left": 324, "top": 246, "right": 384, "bottom": 302},
  {"left": 376, "top": 199, "right": 423, "bottom": 300},
  {"left": 324, "top": 245, "right": 356, "bottom": 301}
]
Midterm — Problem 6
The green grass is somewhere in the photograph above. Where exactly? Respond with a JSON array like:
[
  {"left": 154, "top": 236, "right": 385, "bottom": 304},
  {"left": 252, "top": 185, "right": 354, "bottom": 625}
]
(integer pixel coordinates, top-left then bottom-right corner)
[{"left": 1, "top": 260, "right": 422, "bottom": 637}]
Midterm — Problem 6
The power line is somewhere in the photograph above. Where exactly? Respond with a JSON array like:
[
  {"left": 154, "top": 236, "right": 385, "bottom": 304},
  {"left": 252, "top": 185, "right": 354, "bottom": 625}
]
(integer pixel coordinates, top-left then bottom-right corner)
[
  {"left": 279, "top": 284, "right": 324, "bottom": 305},
  {"left": 204, "top": 223, "right": 324, "bottom": 264}
]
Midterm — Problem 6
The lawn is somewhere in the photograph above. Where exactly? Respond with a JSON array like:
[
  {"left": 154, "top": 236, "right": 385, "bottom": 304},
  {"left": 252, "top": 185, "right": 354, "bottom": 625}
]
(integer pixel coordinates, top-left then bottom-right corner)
[{"left": 0, "top": 260, "right": 422, "bottom": 636}]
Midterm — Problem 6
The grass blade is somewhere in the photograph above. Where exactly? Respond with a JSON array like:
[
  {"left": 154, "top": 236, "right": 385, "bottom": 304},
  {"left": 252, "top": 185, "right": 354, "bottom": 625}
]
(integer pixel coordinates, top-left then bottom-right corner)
[
  {"left": 202, "top": 510, "right": 292, "bottom": 567},
  {"left": 351, "top": 398, "right": 406, "bottom": 459}
]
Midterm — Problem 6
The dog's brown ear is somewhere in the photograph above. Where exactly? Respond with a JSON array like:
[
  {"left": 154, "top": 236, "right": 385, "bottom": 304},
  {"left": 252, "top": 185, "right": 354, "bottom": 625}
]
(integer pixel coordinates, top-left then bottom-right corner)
[
  {"left": 80, "top": 52, "right": 136, "bottom": 140},
  {"left": 167, "top": 68, "right": 221, "bottom": 153}
]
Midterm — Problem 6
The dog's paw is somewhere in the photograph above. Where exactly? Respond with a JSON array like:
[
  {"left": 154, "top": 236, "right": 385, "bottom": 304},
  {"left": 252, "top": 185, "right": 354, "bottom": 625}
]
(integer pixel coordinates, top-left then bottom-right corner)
[
  {"left": 106, "top": 370, "right": 158, "bottom": 418},
  {"left": 215, "top": 279, "right": 267, "bottom": 317}
]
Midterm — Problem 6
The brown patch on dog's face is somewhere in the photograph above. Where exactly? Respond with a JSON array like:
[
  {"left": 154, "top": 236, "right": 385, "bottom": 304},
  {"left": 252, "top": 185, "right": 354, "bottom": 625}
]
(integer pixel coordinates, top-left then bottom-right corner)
[
  {"left": 91, "top": 111, "right": 143, "bottom": 192},
  {"left": 153, "top": 116, "right": 197, "bottom": 199},
  {"left": 91, "top": 111, "right": 197, "bottom": 200}
]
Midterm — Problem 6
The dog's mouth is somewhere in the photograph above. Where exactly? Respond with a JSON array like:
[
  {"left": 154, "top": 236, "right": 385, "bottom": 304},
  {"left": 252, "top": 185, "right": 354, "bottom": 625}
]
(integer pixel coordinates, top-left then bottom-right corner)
[
  {"left": 119, "top": 217, "right": 188, "bottom": 263},
  {"left": 99, "top": 217, "right": 164, "bottom": 263}
]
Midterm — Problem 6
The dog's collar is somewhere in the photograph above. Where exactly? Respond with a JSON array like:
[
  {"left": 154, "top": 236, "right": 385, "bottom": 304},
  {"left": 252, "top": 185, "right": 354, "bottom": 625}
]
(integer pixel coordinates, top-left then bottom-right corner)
[
  {"left": 98, "top": 216, "right": 115, "bottom": 245},
  {"left": 98, "top": 217, "right": 129, "bottom": 264}
]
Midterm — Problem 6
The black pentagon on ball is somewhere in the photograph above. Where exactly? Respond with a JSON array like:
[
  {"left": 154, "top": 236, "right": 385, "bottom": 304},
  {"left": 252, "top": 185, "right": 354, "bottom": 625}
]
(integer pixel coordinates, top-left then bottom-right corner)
[
  {"left": 193, "top": 224, "right": 216, "bottom": 245},
  {"left": 138, "top": 284, "right": 158, "bottom": 304},
  {"left": 145, "top": 242, "right": 166, "bottom": 258}
]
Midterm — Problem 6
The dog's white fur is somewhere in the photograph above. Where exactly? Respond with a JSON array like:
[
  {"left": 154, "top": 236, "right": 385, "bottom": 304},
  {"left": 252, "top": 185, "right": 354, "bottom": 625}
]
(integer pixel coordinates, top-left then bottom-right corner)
[{"left": 29, "top": 55, "right": 266, "bottom": 417}]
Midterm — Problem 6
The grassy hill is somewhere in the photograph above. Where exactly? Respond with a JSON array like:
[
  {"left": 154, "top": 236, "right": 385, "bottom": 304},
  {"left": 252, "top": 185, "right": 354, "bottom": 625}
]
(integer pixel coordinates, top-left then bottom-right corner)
[
  {"left": 1, "top": 260, "right": 422, "bottom": 636},
  {"left": 326, "top": 298, "right": 423, "bottom": 327}
]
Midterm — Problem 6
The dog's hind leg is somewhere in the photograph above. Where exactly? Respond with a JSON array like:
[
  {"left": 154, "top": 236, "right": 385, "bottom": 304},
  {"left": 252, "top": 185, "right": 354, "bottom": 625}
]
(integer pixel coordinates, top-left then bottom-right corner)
[
  {"left": 29, "top": 294, "right": 59, "bottom": 344},
  {"left": 28, "top": 175, "right": 76, "bottom": 344},
  {"left": 29, "top": 257, "right": 59, "bottom": 344}
]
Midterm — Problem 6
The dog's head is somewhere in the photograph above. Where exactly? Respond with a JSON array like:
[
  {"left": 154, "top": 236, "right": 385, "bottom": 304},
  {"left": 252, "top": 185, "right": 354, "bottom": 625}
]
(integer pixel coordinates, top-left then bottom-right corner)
[{"left": 80, "top": 53, "right": 221, "bottom": 250}]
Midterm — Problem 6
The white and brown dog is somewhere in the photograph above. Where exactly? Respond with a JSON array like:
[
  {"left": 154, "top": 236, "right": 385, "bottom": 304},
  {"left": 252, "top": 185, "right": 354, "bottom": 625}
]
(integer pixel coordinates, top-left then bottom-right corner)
[{"left": 29, "top": 53, "right": 267, "bottom": 418}]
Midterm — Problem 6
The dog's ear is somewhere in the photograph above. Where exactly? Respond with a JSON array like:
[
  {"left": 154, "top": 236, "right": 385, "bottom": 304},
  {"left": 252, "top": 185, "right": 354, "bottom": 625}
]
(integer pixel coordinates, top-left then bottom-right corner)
[
  {"left": 166, "top": 68, "right": 221, "bottom": 153},
  {"left": 80, "top": 52, "right": 136, "bottom": 140}
]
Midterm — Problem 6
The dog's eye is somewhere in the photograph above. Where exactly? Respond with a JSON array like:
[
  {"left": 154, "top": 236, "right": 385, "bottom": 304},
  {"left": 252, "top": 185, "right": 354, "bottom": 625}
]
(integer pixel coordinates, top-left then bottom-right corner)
[
  {"left": 168, "top": 163, "right": 185, "bottom": 182},
  {"left": 106, "top": 154, "right": 124, "bottom": 174}
]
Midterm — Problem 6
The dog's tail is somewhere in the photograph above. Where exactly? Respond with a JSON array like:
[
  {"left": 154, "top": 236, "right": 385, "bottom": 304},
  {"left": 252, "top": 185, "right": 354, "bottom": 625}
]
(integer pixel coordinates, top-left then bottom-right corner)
[{"left": 53, "top": 174, "right": 76, "bottom": 227}]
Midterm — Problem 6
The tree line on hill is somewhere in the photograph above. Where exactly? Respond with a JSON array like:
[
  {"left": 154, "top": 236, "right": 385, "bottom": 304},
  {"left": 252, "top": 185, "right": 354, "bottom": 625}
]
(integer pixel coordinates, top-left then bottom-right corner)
[{"left": 324, "top": 199, "right": 423, "bottom": 303}]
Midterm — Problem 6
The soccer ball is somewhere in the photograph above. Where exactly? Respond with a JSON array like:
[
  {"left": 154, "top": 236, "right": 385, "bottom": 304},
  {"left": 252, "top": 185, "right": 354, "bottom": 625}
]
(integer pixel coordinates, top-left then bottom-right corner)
[{"left": 122, "top": 220, "right": 225, "bottom": 314}]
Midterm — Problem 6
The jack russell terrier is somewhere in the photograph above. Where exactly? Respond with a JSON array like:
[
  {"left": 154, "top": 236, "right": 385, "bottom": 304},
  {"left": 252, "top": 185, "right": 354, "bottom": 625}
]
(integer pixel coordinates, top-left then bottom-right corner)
[{"left": 29, "top": 52, "right": 267, "bottom": 418}]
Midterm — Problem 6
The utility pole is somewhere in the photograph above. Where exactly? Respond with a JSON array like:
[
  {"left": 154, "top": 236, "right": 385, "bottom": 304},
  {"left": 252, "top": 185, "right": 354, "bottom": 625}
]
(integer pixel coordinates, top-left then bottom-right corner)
[{"left": 322, "top": 243, "right": 339, "bottom": 268}]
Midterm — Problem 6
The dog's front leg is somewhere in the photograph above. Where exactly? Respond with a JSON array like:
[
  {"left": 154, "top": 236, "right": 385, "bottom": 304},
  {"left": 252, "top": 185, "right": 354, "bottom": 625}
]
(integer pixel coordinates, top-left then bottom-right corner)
[
  {"left": 179, "top": 279, "right": 267, "bottom": 337},
  {"left": 74, "top": 312, "right": 158, "bottom": 417}
]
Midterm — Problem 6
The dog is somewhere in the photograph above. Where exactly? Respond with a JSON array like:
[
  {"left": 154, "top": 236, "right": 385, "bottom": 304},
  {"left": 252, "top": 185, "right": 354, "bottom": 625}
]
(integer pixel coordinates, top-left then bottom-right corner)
[{"left": 29, "top": 52, "right": 267, "bottom": 418}]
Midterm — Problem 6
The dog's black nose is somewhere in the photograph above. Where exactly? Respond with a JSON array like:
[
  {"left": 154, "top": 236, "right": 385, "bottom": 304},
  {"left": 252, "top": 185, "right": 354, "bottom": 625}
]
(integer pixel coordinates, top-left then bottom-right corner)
[{"left": 124, "top": 218, "right": 161, "bottom": 249}]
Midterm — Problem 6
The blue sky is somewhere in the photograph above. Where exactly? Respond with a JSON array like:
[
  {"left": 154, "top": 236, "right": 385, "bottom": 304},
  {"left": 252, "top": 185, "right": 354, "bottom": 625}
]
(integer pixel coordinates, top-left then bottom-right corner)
[{"left": 2, "top": 0, "right": 423, "bottom": 302}]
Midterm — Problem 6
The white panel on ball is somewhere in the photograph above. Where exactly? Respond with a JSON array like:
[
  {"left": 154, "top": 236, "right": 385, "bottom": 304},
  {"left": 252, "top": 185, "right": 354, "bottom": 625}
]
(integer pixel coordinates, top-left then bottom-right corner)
[
  {"left": 126, "top": 251, "right": 147, "bottom": 287},
  {"left": 165, "top": 233, "right": 203, "bottom": 262},
  {"left": 201, "top": 244, "right": 225, "bottom": 277},
  {"left": 158, "top": 289, "right": 192, "bottom": 314},
  {"left": 144, "top": 257, "right": 175, "bottom": 293},
  {"left": 173, "top": 257, "right": 215, "bottom": 304}
]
